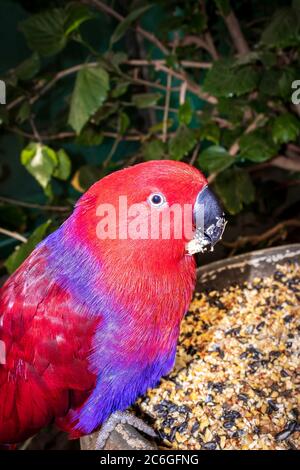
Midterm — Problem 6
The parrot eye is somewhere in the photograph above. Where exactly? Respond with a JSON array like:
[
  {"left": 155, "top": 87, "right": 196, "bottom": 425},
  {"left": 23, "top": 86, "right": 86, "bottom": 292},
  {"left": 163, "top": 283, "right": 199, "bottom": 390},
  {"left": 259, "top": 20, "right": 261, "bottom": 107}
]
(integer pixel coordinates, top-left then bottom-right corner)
[{"left": 148, "top": 192, "right": 166, "bottom": 208}]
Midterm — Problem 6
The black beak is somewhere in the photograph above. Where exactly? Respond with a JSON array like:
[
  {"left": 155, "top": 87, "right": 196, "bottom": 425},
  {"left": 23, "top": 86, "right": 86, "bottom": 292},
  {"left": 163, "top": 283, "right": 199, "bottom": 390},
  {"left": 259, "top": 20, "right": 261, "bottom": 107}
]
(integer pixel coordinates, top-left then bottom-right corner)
[{"left": 193, "top": 186, "right": 226, "bottom": 250}]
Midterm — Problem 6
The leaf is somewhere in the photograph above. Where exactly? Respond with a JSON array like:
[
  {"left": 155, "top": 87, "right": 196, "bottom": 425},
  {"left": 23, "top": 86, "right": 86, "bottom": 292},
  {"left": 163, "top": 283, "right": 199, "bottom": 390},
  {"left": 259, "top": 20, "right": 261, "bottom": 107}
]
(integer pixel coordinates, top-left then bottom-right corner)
[
  {"left": 279, "top": 68, "right": 298, "bottom": 99},
  {"left": 118, "top": 112, "right": 130, "bottom": 135},
  {"left": 259, "top": 69, "right": 282, "bottom": 96},
  {"left": 178, "top": 100, "right": 193, "bottom": 125},
  {"left": 261, "top": 7, "right": 300, "bottom": 48},
  {"left": 272, "top": 113, "right": 300, "bottom": 145},
  {"left": 16, "top": 101, "right": 31, "bottom": 124},
  {"left": 21, "top": 143, "right": 57, "bottom": 188},
  {"left": 132, "top": 93, "right": 162, "bottom": 108},
  {"left": 5, "top": 221, "right": 51, "bottom": 274},
  {"left": 201, "top": 122, "right": 220, "bottom": 145},
  {"left": 15, "top": 53, "right": 40, "bottom": 80},
  {"left": 111, "top": 80, "right": 130, "bottom": 98},
  {"left": 168, "top": 125, "right": 197, "bottom": 160},
  {"left": 19, "top": 8, "right": 67, "bottom": 56},
  {"left": 149, "top": 119, "right": 173, "bottom": 134},
  {"left": 110, "top": 5, "right": 152, "bottom": 45},
  {"left": 142, "top": 140, "right": 165, "bottom": 160},
  {"left": 93, "top": 102, "right": 118, "bottom": 124},
  {"left": 198, "top": 145, "right": 234, "bottom": 174},
  {"left": 76, "top": 127, "right": 104, "bottom": 146},
  {"left": 53, "top": 149, "right": 71, "bottom": 180},
  {"left": 64, "top": 3, "right": 93, "bottom": 36},
  {"left": 213, "top": 0, "right": 231, "bottom": 16},
  {"left": 203, "top": 59, "right": 259, "bottom": 97},
  {"left": 214, "top": 167, "right": 255, "bottom": 215},
  {"left": 19, "top": 5, "right": 92, "bottom": 56},
  {"left": 68, "top": 66, "right": 109, "bottom": 134},
  {"left": 239, "top": 131, "right": 278, "bottom": 162},
  {"left": 71, "top": 165, "right": 103, "bottom": 193}
]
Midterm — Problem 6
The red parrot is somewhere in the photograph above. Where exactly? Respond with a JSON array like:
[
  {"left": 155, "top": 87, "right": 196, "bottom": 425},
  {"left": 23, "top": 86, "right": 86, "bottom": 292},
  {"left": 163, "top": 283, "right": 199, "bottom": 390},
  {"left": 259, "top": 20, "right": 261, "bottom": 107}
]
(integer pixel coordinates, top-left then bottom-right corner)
[{"left": 0, "top": 160, "right": 225, "bottom": 445}]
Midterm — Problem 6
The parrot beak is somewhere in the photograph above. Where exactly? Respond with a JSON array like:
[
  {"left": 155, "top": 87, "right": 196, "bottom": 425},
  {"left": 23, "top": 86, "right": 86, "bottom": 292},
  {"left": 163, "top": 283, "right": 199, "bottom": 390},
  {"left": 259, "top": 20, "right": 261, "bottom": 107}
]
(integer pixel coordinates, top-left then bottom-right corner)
[{"left": 186, "top": 186, "right": 227, "bottom": 255}]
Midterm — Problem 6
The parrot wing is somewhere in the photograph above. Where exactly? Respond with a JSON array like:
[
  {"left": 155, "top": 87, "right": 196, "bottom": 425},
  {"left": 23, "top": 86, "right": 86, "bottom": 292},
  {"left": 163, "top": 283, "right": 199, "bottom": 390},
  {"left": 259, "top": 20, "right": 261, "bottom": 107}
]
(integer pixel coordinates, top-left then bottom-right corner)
[{"left": 0, "top": 245, "right": 97, "bottom": 443}]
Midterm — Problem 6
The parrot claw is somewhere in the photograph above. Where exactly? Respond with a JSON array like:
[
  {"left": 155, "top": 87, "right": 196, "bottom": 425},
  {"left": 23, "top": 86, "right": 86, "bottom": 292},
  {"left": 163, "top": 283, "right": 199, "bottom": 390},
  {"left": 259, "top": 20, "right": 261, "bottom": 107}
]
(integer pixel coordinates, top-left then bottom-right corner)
[{"left": 95, "top": 411, "right": 157, "bottom": 449}]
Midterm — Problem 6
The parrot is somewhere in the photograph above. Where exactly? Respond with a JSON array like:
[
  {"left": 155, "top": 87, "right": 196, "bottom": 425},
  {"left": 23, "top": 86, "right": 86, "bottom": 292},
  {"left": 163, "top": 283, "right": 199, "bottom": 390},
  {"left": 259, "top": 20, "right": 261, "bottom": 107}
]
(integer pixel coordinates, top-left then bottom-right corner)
[{"left": 0, "top": 160, "right": 226, "bottom": 446}]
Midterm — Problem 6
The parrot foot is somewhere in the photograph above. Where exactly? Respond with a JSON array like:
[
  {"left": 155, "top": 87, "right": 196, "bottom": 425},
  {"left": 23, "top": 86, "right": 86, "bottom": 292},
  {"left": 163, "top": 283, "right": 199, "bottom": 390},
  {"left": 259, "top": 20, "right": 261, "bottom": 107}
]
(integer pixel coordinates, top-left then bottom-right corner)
[{"left": 95, "top": 410, "right": 157, "bottom": 449}]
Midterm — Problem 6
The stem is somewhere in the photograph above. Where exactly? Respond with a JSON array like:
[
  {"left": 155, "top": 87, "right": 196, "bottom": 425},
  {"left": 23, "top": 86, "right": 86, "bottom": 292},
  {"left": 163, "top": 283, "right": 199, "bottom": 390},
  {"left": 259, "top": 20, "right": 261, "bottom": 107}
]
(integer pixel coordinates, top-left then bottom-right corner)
[
  {"left": 221, "top": 8, "right": 250, "bottom": 56},
  {"left": 0, "top": 196, "right": 71, "bottom": 212},
  {"left": 81, "top": 0, "right": 215, "bottom": 103},
  {"left": 81, "top": 0, "right": 169, "bottom": 55},
  {"left": 125, "top": 59, "right": 212, "bottom": 69},
  {"left": 162, "top": 74, "right": 172, "bottom": 143},
  {"left": 0, "top": 227, "right": 27, "bottom": 243},
  {"left": 222, "top": 219, "right": 300, "bottom": 249}
]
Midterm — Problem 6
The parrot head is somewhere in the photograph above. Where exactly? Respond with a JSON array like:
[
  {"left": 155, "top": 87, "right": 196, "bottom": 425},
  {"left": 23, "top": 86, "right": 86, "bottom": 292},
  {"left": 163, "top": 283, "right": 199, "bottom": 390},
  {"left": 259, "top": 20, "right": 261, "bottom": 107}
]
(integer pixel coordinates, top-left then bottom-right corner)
[{"left": 73, "top": 160, "right": 226, "bottom": 269}]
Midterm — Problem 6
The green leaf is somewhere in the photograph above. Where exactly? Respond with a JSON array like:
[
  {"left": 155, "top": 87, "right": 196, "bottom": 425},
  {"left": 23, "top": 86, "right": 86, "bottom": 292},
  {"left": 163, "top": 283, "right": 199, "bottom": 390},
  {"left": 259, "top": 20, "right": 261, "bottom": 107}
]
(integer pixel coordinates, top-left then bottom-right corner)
[
  {"left": 19, "top": 8, "right": 67, "bottom": 56},
  {"left": 16, "top": 101, "right": 31, "bottom": 124},
  {"left": 110, "top": 5, "right": 152, "bottom": 45},
  {"left": 213, "top": 0, "right": 231, "bottom": 16},
  {"left": 201, "top": 122, "right": 220, "bottom": 145},
  {"left": 64, "top": 3, "right": 93, "bottom": 36},
  {"left": 149, "top": 119, "right": 173, "bottom": 134},
  {"left": 5, "top": 221, "right": 51, "bottom": 274},
  {"left": 132, "top": 93, "right": 162, "bottom": 108},
  {"left": 111, "top": 80, "right": 130, "bottom": 98},
  {"left": 261, "top": 7, "right": 300, "bottom": 48},
  {"left": 68, "top": 66, "right": 110, "bottom": 134},
  {"left": 272, "top": 113, "right": 300, "bottom": 145},
  {"left": 93, "top": 103, "right": 118, "bottom": 124},
  {"left": 198, "top": 145, "right": 234, "bottom": 174},
  {"left": 214, "top": 167, "right": 255, "bottom": 215},
  {"left": 168, "top": 126, "right": 197, "bottom": 160},
  {"left": 71, "top": 165, "right": 103, "bottom": 193},
  {"left": 53, "top": 149, "right": 71, "bottom": 180},
  {"left": 15, "top": 53, "right": 40, "bottom": 80},
  {"left": 217, "top": 97, "right": 245, "bottom": 123},
  {"left": 178, "top": 100, "right": 193, "bottom": 126},
  {"left": 279, "top": 68, "right": 298, "bottom": 99},
  {"left": 203, "top": 60, "right": 259, "bottom": 98},
  {"left": 142, "top": 140, "right": 165, "bottom": 160},
  {"left": 21, "top": 143, "right": 57, "bottom": 188},
  {"left": 259, "top": 69, "right": 281, "bottom": 96},
  {"left": 76, "top": 127, "right": 104, "bottom": 146},
  {"left": 239, "top": 131, "right": 278, "bottom": 162},
  {"left": 119, "top": 112, "right": 130, "bottom": 135},
  {"left": 19, "top": 5, "right": 92, "bottom": 56}
]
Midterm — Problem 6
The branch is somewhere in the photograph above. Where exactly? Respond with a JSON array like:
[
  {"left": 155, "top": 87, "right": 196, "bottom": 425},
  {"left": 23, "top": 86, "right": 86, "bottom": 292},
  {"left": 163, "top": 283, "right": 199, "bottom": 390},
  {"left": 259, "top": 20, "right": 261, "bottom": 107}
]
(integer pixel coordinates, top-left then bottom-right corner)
[
  {"left": 0, "top": 196, "right": 71, "bottom": 212},
  {"left": 125, "top": 59, "right": 212, "bottom": 69},
  {"left": 153, "top": 63, "right": 217, "bottom": 104},
  {"left": 270, "top": 156, "right": 300, "bottom": 172},
  {"left": 7, "top": 126, "right": 177, "bottom": 143},
  {"left": 221, "top": 7, "right": 250, "bottom": 56},
  {"left": 81, "top": 0, "right": 215, "bottom": 104},
  {"left": 81, "top": 0, "right": 168, "bottom": 55},
  {"left": 0, "top": 227, "right": 27, "bottom": 243},
  {"left": 222, "top": 219, "right": 300, "bottom": 249},
  {"left": 162, "top": 73, "right": 172, "bottom": 143}
]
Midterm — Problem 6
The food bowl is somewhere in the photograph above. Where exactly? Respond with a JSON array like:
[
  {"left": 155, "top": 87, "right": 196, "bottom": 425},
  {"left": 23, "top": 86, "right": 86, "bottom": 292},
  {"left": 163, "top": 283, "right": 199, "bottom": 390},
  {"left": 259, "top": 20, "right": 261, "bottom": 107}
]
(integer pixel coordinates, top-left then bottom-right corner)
[{"left": 81, "top": 244, "right": 300, "bottom": 450}]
